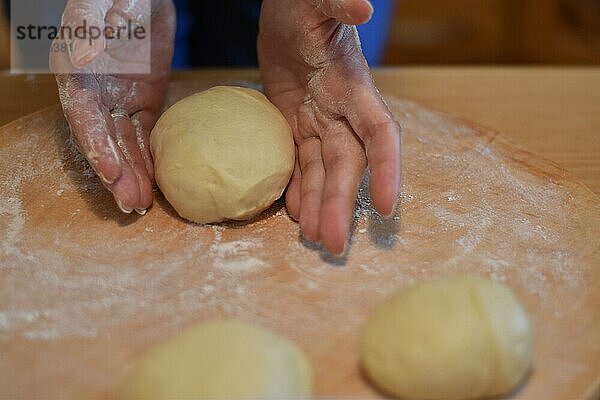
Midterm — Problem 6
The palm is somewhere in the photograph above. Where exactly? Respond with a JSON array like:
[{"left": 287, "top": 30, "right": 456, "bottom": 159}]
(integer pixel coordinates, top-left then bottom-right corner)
[
  {"left": 51, "top": 0, "right": 175, "bottom": 213},
  {"left": 258, "top": 0, "right": 402, "bottom": 254}
]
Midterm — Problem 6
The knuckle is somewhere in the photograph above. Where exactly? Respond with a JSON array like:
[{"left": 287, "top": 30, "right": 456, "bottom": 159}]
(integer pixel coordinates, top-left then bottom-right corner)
[
  {"left": 301, "top": 186, "right": 322, "bottom": 202},
  {"left": 301, "top": 156, "right": 324, "bottom": 174},
  {"left": 327, "top": 152, "right": 348, "bottom": 170},
  {"left": 327, "top": 150, "right": 365, "bottom": 172},
  {"left": 366, "top": 119, "right": 401, "bottom": 139},
  {"left": 62, "top": 0, "right": 107, "bottom": 25},
  {"left": 322, "top": 191, "right": 346, "bottom": 207}
]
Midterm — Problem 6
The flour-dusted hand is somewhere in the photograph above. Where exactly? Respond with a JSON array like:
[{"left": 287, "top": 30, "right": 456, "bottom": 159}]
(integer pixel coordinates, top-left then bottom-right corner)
[
  {"left": 50, "top": 0, "right": 175, "bottom": 214},
  {"left": 258, "top": 0, "right": 402, "bottom": 254}
]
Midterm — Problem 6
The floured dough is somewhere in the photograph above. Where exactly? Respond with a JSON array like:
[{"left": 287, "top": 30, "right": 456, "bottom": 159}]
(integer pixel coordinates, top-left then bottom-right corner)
[
  {"left": 151, "top": 86, "right": 294, "bottom": 223},
  {"left": 123, "top": 319, "right": 312, "bottom": 399},
  {"left": 361, "top": 274, "right": 533, "bottom": 400}
]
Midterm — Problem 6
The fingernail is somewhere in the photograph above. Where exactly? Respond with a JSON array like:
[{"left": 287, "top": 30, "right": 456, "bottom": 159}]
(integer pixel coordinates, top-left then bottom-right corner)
[
  {"left": 331, "top": 241, "right": 349, "bottom": 257},
  {"left": 71, "top": 41, "right": 95, "bottom": 67},
  {"left": 135, "top": 208, "right": 147, "bottom": 216},
  {"left": 382, "top": 201, "right": 398, "bottom": 219},
  {"left": 365, "top": 0, "right": 374, "bottom": 16},
  {"left": 74, "top": 50, "right": 95, "bottom": 67},
  {"left": 117, "top": 199, "right": 133, "bottom": 214},
  {"left": 341, "top": 241, "right": 349, "bottom": 255},
  {"left": 98, "top": 171, "right": 116, "bottom": 185}
]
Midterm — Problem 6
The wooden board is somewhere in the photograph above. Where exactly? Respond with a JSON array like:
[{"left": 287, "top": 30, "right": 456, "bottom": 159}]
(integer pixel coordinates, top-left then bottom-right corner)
[{"left": 1, "top": 81, "right": 599, "bottom": 399}]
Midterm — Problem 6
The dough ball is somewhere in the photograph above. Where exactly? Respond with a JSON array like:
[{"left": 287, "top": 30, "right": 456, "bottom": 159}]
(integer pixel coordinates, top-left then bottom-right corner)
[
  {"left": 151, "top": 86, "right": 294, "bottom": 224},
  {"left": 360, "top": 274, "right": 533, "bottom": 400},
  {"left": 124, "top": 319, "right": 312, "bottom": 400}
]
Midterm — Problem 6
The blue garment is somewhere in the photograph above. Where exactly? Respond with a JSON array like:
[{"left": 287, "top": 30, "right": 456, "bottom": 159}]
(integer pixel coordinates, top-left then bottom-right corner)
[
  {"left": 357, "top": 0, "right": 395, "bottom": 66},
  {"left": 172, "top": 0, "right": 192, "bottom": 68},
  {"left": 172, "top": 0, "right": 393, "bottom": 69}
]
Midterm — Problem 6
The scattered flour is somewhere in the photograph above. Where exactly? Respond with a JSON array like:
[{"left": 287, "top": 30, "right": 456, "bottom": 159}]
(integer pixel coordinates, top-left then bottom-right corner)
[
  {"left": 0, "top": 97, "right": 592, "bottom": 343},
  {"left": 0, "top": 93, "right": 597, "bottom": 399}
]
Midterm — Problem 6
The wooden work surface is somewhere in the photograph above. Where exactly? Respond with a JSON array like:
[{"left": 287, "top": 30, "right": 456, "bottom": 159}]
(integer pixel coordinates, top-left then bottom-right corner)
[
  {"left": 1, "top": 67, "right": 599, "bottom": 195},
  {"left": 1, "top": 75, "right": 599, "bottom": 399}
]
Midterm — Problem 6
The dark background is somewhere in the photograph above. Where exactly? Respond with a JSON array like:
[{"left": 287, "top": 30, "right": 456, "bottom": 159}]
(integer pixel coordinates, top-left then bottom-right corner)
[{"left": 1, "top": 0, "right": 599, "bottom": 68}]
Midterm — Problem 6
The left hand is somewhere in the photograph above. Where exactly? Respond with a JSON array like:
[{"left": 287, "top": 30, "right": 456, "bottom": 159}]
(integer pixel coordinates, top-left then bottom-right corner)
[
  {"left": 50, "top": 0, "right": 175, "bottom": 214},
  {"left": 258, "top": 0, "right": 402, "bottom": 255}
]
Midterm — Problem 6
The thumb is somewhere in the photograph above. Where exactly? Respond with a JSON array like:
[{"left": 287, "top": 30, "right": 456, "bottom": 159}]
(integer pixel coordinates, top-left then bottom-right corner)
[
  {"left": 315, "top": 0, "right": 374, "bottom": 25},
  {"left": 61, "top": 0, "right": 113, "bottom": 68}
]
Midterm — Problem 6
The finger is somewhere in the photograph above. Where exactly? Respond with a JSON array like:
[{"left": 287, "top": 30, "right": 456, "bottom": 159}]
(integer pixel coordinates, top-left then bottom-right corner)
[
  {"left": 105, "top": 81, "right": 165, "bottom": 119},
  {"left": 285, "top": 149, "right": 302, "bottom": 221},
  {"left": 298, "top": 137, "right": 326, "bottom": 242},
  {"left": 315, "top": 0, "right": 374, "bottom": 25},
  {"left": 55, "top": 73, "right": 123, "bottom": 186},
  {"left": 110, "top": 113, "right": 154, "bottom": 213},
  {"left": 319, "top": 123, "right": 367, "bottom": 255},
  {"left": 130, "top": 110, "right": 157, "bottom": 184},
  {"left": 61, "top": 0, "right": 113, "bottom": 67},
  {"left": 346, "top": 85, "right": 402, "bottom": 217},
  {"left": 109, "top": 0, "right": 153, "bottom": 25}
]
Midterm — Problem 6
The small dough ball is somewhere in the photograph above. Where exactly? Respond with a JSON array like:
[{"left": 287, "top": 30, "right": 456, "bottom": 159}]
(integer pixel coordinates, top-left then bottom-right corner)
[
  {"left": 361, "top": 274, "right": 533, "bottom": 400},
  {"left": 151, "top": 86, "right": 294, "bottom": 223},
  {"left": 124, "top": 319, "right": 312, "bottom": 400}
]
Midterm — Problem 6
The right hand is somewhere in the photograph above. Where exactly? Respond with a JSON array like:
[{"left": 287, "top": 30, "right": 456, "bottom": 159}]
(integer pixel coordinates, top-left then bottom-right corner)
[
  {"left": 258, "top": 0, "right": 402, "bottom": 254},
  {"left": 50, "top": 0, "right": 175, "bottom": 214}
]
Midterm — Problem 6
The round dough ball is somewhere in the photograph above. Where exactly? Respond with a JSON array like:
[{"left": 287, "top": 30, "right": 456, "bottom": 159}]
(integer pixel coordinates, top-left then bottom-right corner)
[
  {"left": 124, "top": 319, "right": 312, "bottom": 400},
  {"left": 360, "top": 274, "right": 533, "bottom": 400},
  {"left": 151, "top": 86, "right": 294, "bottom": 223}
]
